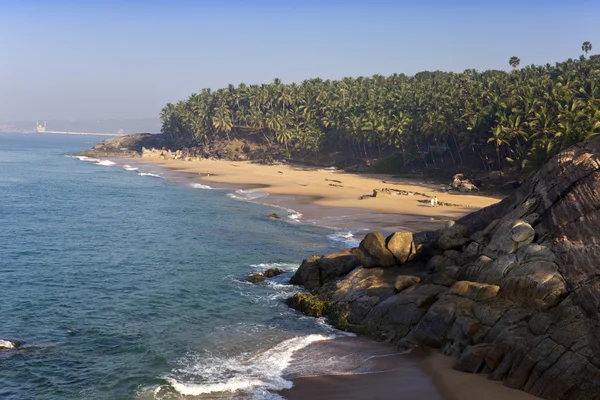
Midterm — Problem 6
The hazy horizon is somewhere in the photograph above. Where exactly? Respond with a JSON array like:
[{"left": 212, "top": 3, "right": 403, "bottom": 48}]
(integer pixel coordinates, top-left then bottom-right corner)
[{"left": 1, "top": 0, "right": 598, "bottom": 121}]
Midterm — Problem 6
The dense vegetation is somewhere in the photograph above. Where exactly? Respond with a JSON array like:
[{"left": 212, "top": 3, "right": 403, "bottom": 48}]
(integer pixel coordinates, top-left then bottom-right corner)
[{"left": 160, "top": 44, "right": 599, "bottom": 175}]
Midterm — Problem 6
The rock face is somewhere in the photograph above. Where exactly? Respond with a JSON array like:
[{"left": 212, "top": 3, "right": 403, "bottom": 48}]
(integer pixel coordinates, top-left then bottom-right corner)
[
  {"left": 289, "top": 248, "right": 360, "bottom": 290},
  {"left": 289, "top": 138, "right": 600, "bottom": 400},
  {"left": 358, "top": 232, "right": 397, "bottom": 268}
]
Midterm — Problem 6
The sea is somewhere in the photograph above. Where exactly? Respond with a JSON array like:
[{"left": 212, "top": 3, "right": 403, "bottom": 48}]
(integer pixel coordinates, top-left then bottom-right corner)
[{"left": 0, "top": 132, "right": 388, "bottom": 400}]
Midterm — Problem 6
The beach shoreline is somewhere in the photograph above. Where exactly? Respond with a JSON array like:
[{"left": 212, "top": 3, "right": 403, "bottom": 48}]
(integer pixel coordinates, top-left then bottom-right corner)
[
  {"left": 84, "top": 154, "right": 544, "bottom": 400},
  {"left": 126, "top": 155, "right": 503, "bottom": 235}
]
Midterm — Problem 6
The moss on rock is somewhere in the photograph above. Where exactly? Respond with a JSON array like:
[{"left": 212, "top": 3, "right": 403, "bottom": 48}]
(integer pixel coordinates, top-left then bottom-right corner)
[{"left": 286, "top": 293, "right": 329, "bottom": 318}]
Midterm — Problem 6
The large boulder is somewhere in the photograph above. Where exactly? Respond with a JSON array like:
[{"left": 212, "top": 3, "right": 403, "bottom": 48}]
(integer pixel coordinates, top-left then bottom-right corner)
[
  {"left": 358, "top": 232, "right": 397, "bottom": 268},
  {"left": 385, "top": 232, "right": 416, "bottom": 264},
  {"left": 290, "top": 248, "right": 360, "bottom": 290}
]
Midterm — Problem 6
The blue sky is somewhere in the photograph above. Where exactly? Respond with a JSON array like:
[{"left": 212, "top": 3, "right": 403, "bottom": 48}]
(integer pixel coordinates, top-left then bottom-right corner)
[{"left": 1, "top": 0, "right": 598, "bottom": 120}]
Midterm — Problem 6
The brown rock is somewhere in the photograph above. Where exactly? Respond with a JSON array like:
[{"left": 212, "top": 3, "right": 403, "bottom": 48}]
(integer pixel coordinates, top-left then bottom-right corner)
[
  {"left": 245, "top": 273, "right": 265, "bottom": 284},
  {"left": 264, "top": 268, "right": 285, "bottom": 278},
  {"left": 448, "top": 281, "right": 500, "bottom": 301},
  {"left": 386, "top": 232, "right": 415, "bottom": 264},
  {"left": 289, "top": 249, "right": 360, "bottom": 290},
  {"left": 454, "top": 344, "right": 494, "bottom": 373},
  {"left": 394, "top": 275, "right": 421, "bottom": 293},
  {"left": 358, "top": 232, "right": 397, "bottom": 268}
]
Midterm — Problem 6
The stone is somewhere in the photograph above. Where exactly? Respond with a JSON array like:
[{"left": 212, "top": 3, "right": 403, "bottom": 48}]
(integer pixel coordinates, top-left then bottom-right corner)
[
  {"left": 386, "top": 232, "right": 415, "bottom": 264},
  {"left": 439, "top": 235, "right": 470, "bottom": 250},
  {"left": 484, "top": 219, "right": 535, "bottom": 258},
  {"left": 454, "top": 344, "right": 494, "bottom": 373},
  {"left": 289, "top": 249, "right": 360, "bottom": 290},
  {"left": 289, "top": 255, "right": 320, "bottom": 289},
  {"left": 286, "top": 293, "right": 328, "bottom": 317},
  {"left": 264, "top": 268, "right": 285, "bottom": 278},
  {"left": 318, "top": 248, "right": 361, "bottom": 284},
  {"left": 267, "top": 213, "right": 281, "bottom": 219},
  {"left": 394, "top": 275, "right": 421, "bottom": 293},
  {"left": 358, "top": 232, "right": 397, "bottom": 268},
  {"left": 245, "top": 273, "right": 265, "bottom": 284},
  {"left": 427, "top": 255, "right": 455, "bottom": 272},
  {"left": 448, "top": 281, "right": 500, "bottom": 301}
]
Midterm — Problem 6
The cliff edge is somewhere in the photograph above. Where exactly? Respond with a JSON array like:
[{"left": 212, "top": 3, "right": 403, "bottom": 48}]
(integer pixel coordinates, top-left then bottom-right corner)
[{"left": 289, "top": 137, "right": 600, "bottom": 400}]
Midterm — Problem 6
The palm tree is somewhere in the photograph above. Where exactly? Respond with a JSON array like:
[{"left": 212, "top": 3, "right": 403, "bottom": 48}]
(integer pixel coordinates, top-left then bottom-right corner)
[
  {"left": 582, "top": 41, "right": 593, "bottom": 57},
  {"left": 157, "top": 54, "right": 600, "bottom": 176},
  {"left": 509, "top": 56, "right": 521, "bottom": 71}
]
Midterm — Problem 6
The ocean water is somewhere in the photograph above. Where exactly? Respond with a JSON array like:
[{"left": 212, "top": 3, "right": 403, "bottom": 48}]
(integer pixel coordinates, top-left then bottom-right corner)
[{"left": 0, "top": 133, "right": 360, "bottom": 400}]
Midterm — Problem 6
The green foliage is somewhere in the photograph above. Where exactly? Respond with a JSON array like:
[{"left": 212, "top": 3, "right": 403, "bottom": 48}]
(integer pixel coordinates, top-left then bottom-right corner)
[{"left": 160, "top": 57, "right": 600, "bottom": 177}]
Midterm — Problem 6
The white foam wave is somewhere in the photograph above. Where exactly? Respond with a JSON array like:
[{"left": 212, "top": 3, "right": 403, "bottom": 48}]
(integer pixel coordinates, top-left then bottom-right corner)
[
  {"left": 138, "top": 172, "right": 162, "bottom": 178},
  {"left": 250, "top": 262, "right": 298, "bottom": 272},
  {"left": 122, "top": 165, "right": 139, "bottom": 171},
  {"left": 189, "top": 183, "right": 214, "bottom": 190},
  {"left": 327, "top": 231, "right": 361, "bottom": 248},
  {"left": 0, "top": 340, "right": 18, "bottom": 349},
  {"left": 287, "top": 212, "right": 302, "bottom": 222},
  {"left": 227, "top": 189, "right": 269, "bottom": 201},
  {"left": 165, "top": 334, "right": 334, "bottom": 397},
  {"left": 72, "top": 155, "right": 100, "bottom": 163},
  {"left": 96, "top": 159, "right": 116, "bottom": 166}
]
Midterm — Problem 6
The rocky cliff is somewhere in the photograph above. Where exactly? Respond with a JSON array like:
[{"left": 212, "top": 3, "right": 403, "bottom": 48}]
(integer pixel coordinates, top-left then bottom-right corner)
[{"left": 289, "top": 137, "right": 600, "bottom": 400}]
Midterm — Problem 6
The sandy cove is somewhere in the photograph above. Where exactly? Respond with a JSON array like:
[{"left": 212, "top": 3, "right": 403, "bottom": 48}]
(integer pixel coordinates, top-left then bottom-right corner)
[
  {"left": 127, "top": 156, "right": 542, "bottom": 400},
  {"left": 133, "top": 156, "right": 502, "bottom": 230}
]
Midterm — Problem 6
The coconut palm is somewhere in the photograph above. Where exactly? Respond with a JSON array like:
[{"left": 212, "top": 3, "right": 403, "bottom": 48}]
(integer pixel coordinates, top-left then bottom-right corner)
[
  {"left": 157, "top": 54, "right": 600, "bottom": 177},
  {"left": 582, "top": 41, "right": 593, "bottom": 56},
  {"left": 509, "top": 56, "right": 521, "bottom": 71}
]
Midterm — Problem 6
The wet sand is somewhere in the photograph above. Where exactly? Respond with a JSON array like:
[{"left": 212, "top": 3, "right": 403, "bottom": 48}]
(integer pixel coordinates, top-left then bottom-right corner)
[
  {"left": 281, "top": 341, "right": 543, "bottom": 400},
  {"left": 280, "top": 338, "right": 444, "bottom": 400},
  {"left": 421, "top": 352, "right": 543, "bottom": 400}
]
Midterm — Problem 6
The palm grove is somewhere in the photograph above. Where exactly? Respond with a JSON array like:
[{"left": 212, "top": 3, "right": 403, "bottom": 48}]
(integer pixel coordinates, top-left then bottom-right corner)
[{"left": 160, "top": 42, "right": 599, "bottom": 176}]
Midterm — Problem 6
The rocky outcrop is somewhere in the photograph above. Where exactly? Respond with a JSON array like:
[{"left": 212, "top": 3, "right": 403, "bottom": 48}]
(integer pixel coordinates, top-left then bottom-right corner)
[
  {"left": 74, "top": 134, "right": 165, "bottom": 158},
  {"left": 289, "top": 138, "right": 600, "bottom": 400},
  {"left": 264, "top": 268, "right": 285, "bottom": 278},
  {"left": 289, "top": 248, "right": 360, "bottom": 290},
  {"left": 245, "top": 273, "right": 265, "bottom": 284},
  {"left": 451, "top": 173, "right": 479, "bottom": 192}
]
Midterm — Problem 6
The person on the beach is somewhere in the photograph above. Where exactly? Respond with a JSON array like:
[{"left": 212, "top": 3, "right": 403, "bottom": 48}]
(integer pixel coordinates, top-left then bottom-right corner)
[
  {"left": 430, "top": 198, "right": 435, "bottom": 207},
  {"left": 434, "top": 196, "right": 439, "bottom": 207}
]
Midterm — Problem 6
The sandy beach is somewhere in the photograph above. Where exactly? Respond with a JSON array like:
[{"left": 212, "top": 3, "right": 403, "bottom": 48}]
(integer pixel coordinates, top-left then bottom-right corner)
[{"left": 131, "top": 156, "right": 502, "bottom": 233}]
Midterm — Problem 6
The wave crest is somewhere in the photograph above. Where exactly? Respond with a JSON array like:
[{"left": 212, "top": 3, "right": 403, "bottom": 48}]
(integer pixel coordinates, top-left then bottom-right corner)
[{"left": 163, "top": 334, "right": 333, "bottom": 397}]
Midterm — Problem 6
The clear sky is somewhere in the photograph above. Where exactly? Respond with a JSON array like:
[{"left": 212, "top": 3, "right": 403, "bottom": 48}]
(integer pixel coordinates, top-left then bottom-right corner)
[{"left": 1, "top": 0, "right": 598, "bottom": 121}]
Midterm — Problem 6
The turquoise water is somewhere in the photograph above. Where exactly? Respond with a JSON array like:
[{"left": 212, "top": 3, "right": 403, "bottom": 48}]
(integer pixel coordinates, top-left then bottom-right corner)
[{"left": 0, "top": 133, "right": 356, "bottom": 400}]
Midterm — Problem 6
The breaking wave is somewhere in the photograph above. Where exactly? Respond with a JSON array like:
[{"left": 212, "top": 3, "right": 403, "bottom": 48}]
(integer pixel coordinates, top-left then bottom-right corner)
[
  {"left": 189, "top": 183, "right": 214, "bottom": 190},
  {"left": 162, "top": 334, "right": 335, "bottom": 397},
  {"left": 227, "top": 189, "right": 269, "bottom": 201},
  {"left": 326, "top": 230, "right": 361, "bottom": 247},
  {"left": 95, "top": 160, "right": 116, "bottom": 167},
  {"left": 138, "top": 172, "right": 162, "bottom": 178}
]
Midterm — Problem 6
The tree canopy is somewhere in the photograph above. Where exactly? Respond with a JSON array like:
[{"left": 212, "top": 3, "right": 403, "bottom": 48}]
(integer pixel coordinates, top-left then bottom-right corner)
[{"left": 160, "top": 56, "right": 600, "bottom": 175}]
